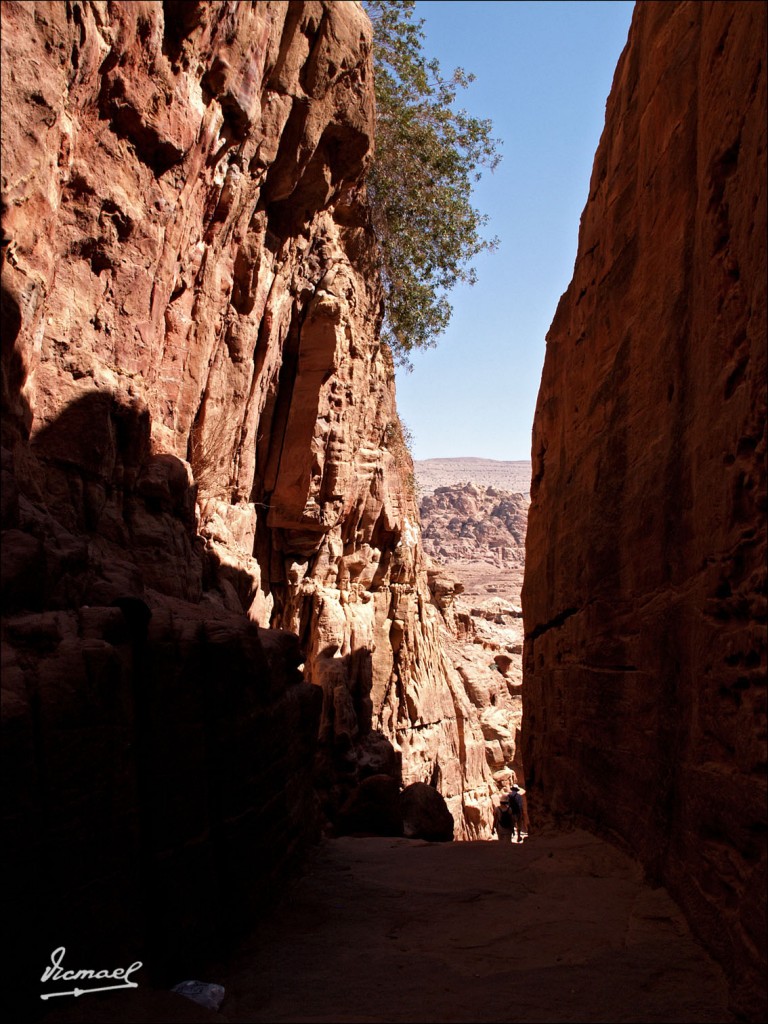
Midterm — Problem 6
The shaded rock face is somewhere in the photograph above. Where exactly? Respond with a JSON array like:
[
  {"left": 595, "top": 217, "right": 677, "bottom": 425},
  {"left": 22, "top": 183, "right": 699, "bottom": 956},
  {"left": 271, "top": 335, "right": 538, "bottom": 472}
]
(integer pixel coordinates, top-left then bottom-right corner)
[
  {"left": 522, "top": 2, "right": 766, "bottom": 1019},
  {"left": 336, "top": 773, "right": 404, "bottom": 838},
  {"left": 336, "top": 777, "right": 454, "bottom": 842},
  {"left": 3, "top": 593, "right": 322, "bottom": 1001},
  {"left": 3, "top": 0, "right": 495, "bottom": 838},
  {"left": 1, "top": 1, "right": 497, "bottom": 990},
  {"left": 400, "top": 780, "right": 454, "bottom": 842}
]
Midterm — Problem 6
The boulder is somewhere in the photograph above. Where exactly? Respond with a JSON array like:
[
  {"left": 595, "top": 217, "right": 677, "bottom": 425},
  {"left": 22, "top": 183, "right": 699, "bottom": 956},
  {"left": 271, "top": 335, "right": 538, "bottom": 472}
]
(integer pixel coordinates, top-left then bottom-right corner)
[{"left": 400, "top": 782, "right": 454, "bottom": 842}]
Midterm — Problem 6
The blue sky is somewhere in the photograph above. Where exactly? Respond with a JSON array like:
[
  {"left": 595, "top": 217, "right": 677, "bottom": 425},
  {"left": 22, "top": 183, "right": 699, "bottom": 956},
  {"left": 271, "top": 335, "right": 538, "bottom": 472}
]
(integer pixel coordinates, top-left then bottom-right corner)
[{"left": 393, "top": 0, "right": 635, "bottom": 460}]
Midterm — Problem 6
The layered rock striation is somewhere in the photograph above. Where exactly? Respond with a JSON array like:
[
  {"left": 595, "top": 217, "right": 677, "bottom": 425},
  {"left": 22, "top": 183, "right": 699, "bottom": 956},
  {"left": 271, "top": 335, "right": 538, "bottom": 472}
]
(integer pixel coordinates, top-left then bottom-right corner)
[
  {"left": 523, "top": 2, "right": 766, "bottom": 1018},
  {"left": 1, "top": 0, "right": 496, "bottom": 1003}
]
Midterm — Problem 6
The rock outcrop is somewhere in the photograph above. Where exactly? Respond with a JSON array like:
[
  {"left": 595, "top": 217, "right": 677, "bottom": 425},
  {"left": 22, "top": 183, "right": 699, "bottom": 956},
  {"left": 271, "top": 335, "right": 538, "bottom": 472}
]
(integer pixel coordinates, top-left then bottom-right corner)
[
  {"left": 335, "top": 776, "right": 454, "bottom": 841},
  {"left": 522, "top": 2, "right": 766, "bottom": 1019},
  {"left": 1, "top": 0, "right": 496, "bottom": 1007},
  {"left": 419, "top": 478, "right": 530, "bottom": 796},
  {"left": 420, "top": 482, "right": 529, "bottom": 568}
]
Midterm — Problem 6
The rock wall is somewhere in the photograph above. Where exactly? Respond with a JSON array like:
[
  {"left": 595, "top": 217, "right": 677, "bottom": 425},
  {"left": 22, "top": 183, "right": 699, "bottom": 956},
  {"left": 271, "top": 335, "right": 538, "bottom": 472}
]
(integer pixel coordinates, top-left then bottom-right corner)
[
  {"left": 1, "top": 4, "right": 497, "bottom": 994},
  {"left": 432, "top": 571, "right": 526, "bottom": 804},
  {"left": 2, "top": 0, "right": 496, "bottom": 820},
  {"left": 522, "top": 2, "right": 766, "bottom": 1018}
]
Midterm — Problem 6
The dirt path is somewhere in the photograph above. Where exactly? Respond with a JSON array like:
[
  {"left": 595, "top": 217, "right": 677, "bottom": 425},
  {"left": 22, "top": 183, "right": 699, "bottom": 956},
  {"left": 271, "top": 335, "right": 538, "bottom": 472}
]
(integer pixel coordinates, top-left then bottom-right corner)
[
  {"left": 215, "top": 826, "right": 732, "bottom": 1023},
  {"left": 41, "top": 825, "right": 733, "bottom": 1023}
]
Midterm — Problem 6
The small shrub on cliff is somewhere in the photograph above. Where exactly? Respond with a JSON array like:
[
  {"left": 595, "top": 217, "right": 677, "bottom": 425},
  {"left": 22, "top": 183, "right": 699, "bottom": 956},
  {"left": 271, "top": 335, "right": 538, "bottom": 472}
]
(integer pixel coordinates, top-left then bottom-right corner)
[
  {"left": 364, "top": 0, "right": 501, "bottom": 364},
  {"left": 384, "top": 415, "right": 419, "bottom": 499},
  {"left": 188, "top": 414, "right": 231, "bottom": 495}
]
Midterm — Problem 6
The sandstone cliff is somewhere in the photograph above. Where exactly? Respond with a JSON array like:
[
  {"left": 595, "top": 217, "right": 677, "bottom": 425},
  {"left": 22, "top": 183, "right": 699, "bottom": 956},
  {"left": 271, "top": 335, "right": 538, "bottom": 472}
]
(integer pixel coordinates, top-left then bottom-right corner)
[
  {"left": 1, "top": 0, "right": 496, "bottom": 1004},
  {"left": 522, "top": 2, "right": 766, "bottom": 1018}
]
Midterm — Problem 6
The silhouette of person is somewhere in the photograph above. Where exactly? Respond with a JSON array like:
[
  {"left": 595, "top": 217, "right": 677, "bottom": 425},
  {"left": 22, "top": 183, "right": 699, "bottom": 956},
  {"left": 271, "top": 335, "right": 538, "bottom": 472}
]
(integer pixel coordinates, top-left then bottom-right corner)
[
  {"left": 492, "top": 795, "right": 514, "bottom": 842},
  {"left": 508, "top": 783, "right": 525, "bottom": 842}
]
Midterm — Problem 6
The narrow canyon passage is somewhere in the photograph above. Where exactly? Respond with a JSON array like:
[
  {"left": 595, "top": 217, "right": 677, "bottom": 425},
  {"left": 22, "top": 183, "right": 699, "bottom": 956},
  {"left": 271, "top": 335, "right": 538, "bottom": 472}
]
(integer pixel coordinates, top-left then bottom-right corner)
[
  {"left": 214, "top": 828, "right": 732, "bottom": 1024},
  {"left": 3, "top": 2, "right": 764, "bottom": 1022},
  {"left": 43, "top": 827, "right": 732, "bottom": 1023}
]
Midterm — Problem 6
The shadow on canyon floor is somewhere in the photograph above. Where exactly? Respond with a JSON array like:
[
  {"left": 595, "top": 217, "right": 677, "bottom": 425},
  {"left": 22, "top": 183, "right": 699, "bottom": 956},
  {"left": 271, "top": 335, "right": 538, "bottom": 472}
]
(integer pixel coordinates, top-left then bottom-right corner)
[{"left": 39, "top": 824, "right": 735, "bottom": 1024}]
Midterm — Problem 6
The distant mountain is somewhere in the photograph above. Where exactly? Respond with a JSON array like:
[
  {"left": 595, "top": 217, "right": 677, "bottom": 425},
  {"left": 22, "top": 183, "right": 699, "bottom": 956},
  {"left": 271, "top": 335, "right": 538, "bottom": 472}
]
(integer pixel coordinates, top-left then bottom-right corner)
[{"left": 414, "top": 458, "right": 531, "bottom": 496}]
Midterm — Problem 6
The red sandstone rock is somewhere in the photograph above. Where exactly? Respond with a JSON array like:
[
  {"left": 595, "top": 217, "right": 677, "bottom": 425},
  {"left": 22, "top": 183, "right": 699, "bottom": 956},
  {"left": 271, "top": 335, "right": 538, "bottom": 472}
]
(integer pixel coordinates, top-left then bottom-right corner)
[
  {"left": 0, "top": 3, "right": 501, "bottom": 1010},
  {"left": 336, "top": 773, "right": 403, "bottom": 838},
  {"left": 522, "top": 3, "right": 766, "bottom": 1018},
  {"left": 420, "top": 483, "right": 529, "bottom": 568},
  {"left": 0, "top": 0, "right": 495, "bottom": 844}
]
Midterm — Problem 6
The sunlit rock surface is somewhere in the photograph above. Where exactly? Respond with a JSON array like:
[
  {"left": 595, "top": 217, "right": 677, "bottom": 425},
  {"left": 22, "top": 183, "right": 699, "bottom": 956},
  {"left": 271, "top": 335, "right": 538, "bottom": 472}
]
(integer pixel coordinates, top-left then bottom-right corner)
[
  {"left": 420, "top": 482, "right": 529, "bottom": 568},
  {"left": 2, "top": 0, "right": 498, "bottom": 824},
  {"left": 523, "top": 2, "right": 766, "bottom": 1018},
  {"left": 417, "top": 475, "right": 530, "bottom": 794}
]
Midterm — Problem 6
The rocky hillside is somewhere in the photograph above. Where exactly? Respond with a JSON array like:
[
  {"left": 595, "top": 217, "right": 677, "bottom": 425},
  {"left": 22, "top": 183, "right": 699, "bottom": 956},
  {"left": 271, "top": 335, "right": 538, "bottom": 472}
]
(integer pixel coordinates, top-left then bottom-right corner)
[
  {"left": 417, "top": 475, "right": 531, "bottom": 801},
  {"left": 428, "top": 564, "right": 526, "bottom": 799},
  {"left": 420, "top": 483, "right": 529, "bottom": 567},
  {"left": 522, "top": 2, "right": 766, "bottom": 1018}
]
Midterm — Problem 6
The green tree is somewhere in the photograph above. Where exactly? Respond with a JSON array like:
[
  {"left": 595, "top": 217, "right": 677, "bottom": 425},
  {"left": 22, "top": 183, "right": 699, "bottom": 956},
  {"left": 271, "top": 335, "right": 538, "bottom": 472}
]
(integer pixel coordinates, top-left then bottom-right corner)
[{"left": 363, "top": 0, "right": 501, "bottom": 365}]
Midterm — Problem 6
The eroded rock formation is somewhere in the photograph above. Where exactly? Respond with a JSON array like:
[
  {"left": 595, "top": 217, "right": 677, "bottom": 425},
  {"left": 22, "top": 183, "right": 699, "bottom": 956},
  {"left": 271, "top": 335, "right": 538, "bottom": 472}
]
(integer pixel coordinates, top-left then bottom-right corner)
[
  {"left": 420, "top": 482, "right": 529, "bottom": 568},
  {"left": 1, "top": 0, "right": 496, "bottom": 1004},
  {"left": 523, "top": 2, "right": 766, "bottom": 1018},
  {"left": 419, "top": 478, "right": 529, "bottom": 792}
]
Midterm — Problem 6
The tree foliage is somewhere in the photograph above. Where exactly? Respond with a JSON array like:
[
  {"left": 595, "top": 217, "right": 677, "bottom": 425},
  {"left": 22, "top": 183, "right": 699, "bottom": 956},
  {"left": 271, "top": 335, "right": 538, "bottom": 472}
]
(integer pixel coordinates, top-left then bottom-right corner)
[{"left": 363, "top": 0, "right": 501, "bottom": 364}]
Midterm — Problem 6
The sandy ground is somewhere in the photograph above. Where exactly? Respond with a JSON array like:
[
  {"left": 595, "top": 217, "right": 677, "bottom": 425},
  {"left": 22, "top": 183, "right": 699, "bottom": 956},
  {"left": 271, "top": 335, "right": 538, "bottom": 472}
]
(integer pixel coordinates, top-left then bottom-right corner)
[
  {"left": 41, "top": 825, "right": 733, "bottom": 1024},
  {"left": 215, "top": 827, "right": 732, "bottom": 1024}
]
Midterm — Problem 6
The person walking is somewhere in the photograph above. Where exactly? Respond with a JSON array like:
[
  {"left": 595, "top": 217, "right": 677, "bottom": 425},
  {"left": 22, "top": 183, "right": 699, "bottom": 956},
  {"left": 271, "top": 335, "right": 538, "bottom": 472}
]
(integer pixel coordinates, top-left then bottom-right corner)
[
  {"left": 508, "top": 783, "right": 525, "bottom": 842},
  {"left": 492, "top": 795, "right": 514, "bottom": 842}
]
